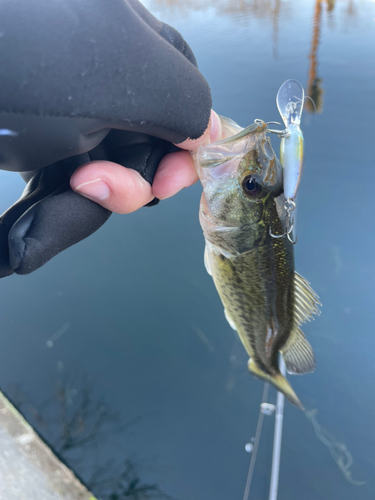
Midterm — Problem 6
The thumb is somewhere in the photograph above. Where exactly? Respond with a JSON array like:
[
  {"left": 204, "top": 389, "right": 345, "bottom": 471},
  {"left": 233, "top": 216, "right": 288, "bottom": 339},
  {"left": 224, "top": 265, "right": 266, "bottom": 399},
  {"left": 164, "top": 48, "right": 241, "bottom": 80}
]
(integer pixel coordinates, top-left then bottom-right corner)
[{"left": 174, "top": 110, "right": 222, "bottom": 151}]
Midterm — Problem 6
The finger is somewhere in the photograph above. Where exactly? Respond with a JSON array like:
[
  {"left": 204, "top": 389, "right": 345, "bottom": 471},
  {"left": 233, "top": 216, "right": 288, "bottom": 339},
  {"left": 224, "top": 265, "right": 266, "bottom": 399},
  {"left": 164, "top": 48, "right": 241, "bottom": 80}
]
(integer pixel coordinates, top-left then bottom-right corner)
[
  {"left": 175, "top": 110, "right": 222, "bottom": 151},
  {"left": 97, "top": 130, "right": 176, "bottom": 186},
  {"left": 70, "top": 161, "right": 154, "bottom": 214},
  {"left": 152, "top": 151, "right": 199, "bottom": 200}
]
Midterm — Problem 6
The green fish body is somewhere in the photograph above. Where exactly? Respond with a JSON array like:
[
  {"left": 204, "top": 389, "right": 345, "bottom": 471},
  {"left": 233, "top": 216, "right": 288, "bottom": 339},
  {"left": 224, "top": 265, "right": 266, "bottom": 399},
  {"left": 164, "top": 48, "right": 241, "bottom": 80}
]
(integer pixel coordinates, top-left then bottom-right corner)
[{"left": 194, "top": 118, "right": 320, "bottom": 408}]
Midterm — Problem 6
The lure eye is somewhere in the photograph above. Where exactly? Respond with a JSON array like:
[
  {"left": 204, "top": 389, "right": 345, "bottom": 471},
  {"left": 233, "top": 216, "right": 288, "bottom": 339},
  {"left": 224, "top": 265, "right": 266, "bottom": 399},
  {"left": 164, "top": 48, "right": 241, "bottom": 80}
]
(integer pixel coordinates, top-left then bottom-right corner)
[{"left": 242, "top": 176, "right": 262, "bottom": 197}]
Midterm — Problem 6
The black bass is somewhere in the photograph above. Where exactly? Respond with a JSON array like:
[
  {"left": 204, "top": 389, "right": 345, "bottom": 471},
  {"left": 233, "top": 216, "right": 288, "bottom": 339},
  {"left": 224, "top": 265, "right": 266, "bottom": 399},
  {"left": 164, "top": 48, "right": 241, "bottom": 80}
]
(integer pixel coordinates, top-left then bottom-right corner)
[{"left": 194, "top": 117, "right": 320, "bottom": 408}]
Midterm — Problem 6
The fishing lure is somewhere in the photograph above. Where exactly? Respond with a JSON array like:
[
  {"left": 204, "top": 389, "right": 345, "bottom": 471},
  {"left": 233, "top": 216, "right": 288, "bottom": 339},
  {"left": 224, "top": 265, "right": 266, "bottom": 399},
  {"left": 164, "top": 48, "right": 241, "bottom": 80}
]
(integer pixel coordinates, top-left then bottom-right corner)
[
  {"left": 277, "top": 79, "right": 305, "bottom": 200},
  {"left": 268, "top": 79, "right": 305, "bottom": 244}
]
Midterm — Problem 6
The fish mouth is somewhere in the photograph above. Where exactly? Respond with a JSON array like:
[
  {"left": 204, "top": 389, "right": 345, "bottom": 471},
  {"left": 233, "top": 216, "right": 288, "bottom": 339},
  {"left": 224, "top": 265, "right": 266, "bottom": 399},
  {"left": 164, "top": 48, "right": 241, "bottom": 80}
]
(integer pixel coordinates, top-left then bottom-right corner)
[
  {"left": 195, "top": 118, "right": 282, "bottom": 197},
  {"left": 215, "top": 118, "right": 268, "bottom": 146}
]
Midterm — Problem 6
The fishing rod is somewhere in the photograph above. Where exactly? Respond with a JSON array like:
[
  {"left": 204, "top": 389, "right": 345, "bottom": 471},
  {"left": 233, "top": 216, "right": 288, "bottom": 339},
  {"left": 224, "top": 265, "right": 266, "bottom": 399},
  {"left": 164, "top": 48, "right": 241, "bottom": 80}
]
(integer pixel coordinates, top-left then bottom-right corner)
[
  {"left": 269, "top": 357, "right": 286, "bottom": 500},
  {"left": 242, "top": 383, "right": 270, "bottom": 500},
  {"left": 243, "top": 356, "right": 286, "bottom": 500}
]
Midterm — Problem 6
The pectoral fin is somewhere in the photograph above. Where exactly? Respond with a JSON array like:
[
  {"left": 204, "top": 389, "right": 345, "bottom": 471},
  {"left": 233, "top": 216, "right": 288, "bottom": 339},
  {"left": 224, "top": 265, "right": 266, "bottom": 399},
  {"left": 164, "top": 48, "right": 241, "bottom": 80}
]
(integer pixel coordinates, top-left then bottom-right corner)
[
  {"left": 204, "top": 244, "right": 212, "bottom": 276},
  {"left": 294, "top": 272, "right": 321, "bottom": 325},
  {"left": 281, "top": 326, "right": 316, "bottom": 375},
  {"left": 224, "top": 308, "right": 237, "bottom": 331}
]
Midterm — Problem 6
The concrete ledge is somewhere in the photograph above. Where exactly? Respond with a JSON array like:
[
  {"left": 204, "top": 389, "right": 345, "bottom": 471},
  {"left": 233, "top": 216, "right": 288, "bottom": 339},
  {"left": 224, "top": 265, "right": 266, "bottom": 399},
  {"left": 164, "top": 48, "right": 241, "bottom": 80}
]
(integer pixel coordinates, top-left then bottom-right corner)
[{"left": 0, "top": 391, "right": 96, "bottom": 500}]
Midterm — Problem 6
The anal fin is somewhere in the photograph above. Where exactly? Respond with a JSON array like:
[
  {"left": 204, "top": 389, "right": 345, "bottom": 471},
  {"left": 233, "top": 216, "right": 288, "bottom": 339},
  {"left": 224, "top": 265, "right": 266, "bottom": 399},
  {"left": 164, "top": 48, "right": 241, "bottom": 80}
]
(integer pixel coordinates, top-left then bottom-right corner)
[{"left": 281, "top": 326, "right": 316, "bottom": 375}]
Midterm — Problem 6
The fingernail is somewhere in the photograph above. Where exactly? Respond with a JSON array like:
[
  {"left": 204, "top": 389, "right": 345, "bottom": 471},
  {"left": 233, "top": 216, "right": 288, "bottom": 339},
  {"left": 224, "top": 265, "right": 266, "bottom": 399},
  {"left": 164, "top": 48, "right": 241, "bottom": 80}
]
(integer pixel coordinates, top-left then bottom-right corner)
[
  {"left": 73, "top": 178, "right": 110, "bottom": 201},
  {"left": 210, "top": 110, "right": 222, "bottom": 143}
]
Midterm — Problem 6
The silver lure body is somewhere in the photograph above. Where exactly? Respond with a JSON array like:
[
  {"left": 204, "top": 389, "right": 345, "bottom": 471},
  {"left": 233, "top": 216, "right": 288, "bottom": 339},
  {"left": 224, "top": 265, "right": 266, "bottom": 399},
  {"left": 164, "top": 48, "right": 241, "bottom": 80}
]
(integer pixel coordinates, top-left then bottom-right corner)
[{"left": 276, "top": 79, "right": 305, "bottom": 201}]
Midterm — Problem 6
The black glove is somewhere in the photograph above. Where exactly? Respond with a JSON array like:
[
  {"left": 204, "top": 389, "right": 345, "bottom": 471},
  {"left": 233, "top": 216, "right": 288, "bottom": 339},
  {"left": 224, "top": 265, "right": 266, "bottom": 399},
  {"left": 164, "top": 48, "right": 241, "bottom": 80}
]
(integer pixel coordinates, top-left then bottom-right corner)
[{"left": 0, "top": 0, "right": 211, "bottom": 277}]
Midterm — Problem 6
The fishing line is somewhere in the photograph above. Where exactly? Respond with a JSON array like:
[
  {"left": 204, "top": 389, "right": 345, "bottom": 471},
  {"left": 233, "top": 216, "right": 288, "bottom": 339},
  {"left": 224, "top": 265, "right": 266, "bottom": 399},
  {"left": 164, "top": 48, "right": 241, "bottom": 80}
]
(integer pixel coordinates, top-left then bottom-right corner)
[
  {"left": 242, "top": 382, "right": 270, "bottom": 500},
  {"left": 292, "top": 94, "right": 317, "bottom": 114},
  {"left": 304, "top": 409, "right": 366, "bottom": 485},
  {"left": 242, "top": 372, "right": 364, "bottom": 500},
  {"left": 304, "top": 95, "right": 317, "bottom": 114}
]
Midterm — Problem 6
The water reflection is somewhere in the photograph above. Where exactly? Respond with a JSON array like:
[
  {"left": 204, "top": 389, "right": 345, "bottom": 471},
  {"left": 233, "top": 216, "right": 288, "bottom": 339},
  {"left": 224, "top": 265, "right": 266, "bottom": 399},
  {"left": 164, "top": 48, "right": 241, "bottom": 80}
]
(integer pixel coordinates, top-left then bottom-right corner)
[
  {"left": 347, "top": 0, "right": 355, "bottom": 17},
  {"left": 272, "top": 0, "right": 281, "bottom": 59},
  {"left": 306, "top": 0, "right": 325, "bottom": 113},
  {"left": 305, "top": 0, "right": 357, "bottom": 112},
  {"left": 8, "top": 371, "right": 172, "bottom": 500},
  {"left": 148, "top": 0, "right": 363, "bottom": 114},
  {"left": 149, "top": 0, "right": 360, "bottom": 23},
  {"left": 152, "top": 0, "right": 288, "bottom": 18}
]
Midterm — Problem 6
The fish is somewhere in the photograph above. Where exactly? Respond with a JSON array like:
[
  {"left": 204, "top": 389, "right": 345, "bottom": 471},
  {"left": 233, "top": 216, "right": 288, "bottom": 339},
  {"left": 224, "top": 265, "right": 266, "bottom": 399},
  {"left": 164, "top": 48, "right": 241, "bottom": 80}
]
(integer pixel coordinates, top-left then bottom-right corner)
[
  {"left": 276, "top": 79, "right": 305, "bottom": 201},
  {"left": 193, "top": 117, "right": 320, "bottom": 408}
]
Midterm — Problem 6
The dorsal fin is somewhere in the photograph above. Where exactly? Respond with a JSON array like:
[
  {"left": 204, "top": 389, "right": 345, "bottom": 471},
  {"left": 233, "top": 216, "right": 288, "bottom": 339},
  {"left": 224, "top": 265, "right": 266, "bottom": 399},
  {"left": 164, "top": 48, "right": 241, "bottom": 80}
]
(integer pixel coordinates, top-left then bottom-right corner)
[
  {"left": 294, "top": 272, "right": 321, "bottom": 326},
  {"left": 281, "top": 326, "right": 316, "bottom": 375}
]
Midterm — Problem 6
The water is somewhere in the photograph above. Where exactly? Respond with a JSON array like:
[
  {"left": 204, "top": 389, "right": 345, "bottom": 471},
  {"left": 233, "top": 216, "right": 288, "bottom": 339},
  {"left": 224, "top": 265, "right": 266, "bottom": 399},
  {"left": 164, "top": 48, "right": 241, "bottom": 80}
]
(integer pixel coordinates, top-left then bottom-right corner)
[{"left": 0, "top": 0, "right": 374, "bottom": 498}]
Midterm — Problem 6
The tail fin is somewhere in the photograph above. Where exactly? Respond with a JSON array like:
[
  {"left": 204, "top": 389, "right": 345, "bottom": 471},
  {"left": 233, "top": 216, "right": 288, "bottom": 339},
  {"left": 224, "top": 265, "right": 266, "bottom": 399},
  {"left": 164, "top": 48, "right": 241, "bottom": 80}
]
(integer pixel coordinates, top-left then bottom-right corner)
[{"left": 248, "top": 358, "right": 304, "bottom": 409}]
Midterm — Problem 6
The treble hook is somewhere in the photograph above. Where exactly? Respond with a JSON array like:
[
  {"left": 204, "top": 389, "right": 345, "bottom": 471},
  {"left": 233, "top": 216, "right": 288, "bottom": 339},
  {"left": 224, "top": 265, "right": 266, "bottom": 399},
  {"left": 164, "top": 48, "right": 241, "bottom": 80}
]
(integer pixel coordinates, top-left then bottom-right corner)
[
  {"left": 255, "top": 120, "right": 289, "bottom": 137},
  {"left": 269, "top": 198, "right": 297, "bottom": 244},
  {"left": 267, "top": 126, "right": 290, "bottom": 138}
]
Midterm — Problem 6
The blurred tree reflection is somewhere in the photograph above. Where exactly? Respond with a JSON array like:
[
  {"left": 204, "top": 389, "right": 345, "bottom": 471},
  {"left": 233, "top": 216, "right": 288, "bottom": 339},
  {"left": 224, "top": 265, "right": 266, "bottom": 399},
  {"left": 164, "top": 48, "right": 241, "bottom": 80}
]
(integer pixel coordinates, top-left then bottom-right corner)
[
  {"left": 89, "top": 459, "right": 173, "bottom": 500},
  {"left": 8, "top": 372, "right": 173, "bottom": 500},
  {"left": 149, "top": 0, "right": 362, "bottom": 115},
  {"left": 306, "top": 0, "right": 326, "bottom": 113},
  {"left": 149, "top": 0, "right": 292, "bottom": 20}
]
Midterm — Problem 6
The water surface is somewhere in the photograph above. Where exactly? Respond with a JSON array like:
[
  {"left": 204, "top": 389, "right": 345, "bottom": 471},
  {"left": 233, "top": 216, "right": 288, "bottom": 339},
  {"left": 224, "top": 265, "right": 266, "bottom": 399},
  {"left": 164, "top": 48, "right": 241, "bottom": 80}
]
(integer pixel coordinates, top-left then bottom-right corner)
[{"left": 0, "top": 1, "right": 374, "bottom": 498}]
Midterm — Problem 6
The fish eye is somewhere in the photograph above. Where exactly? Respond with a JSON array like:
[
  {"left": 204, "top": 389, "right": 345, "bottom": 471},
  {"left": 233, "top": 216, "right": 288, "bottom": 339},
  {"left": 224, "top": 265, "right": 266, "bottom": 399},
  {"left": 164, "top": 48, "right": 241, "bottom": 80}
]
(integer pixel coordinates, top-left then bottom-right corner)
[{"left": 242, "top": 176, "right": 261, "bottom": 196}]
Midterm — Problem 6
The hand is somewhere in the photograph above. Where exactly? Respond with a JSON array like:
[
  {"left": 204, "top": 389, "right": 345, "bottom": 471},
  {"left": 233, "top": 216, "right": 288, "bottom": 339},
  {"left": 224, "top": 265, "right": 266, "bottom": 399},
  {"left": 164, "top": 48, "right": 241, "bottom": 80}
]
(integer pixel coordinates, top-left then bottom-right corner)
[
  {"left": 0, "top": 0, "right": 214, "bottom": 277},
  {"left": 70, "top": 110, "right": 222, "bottom": 213}
]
